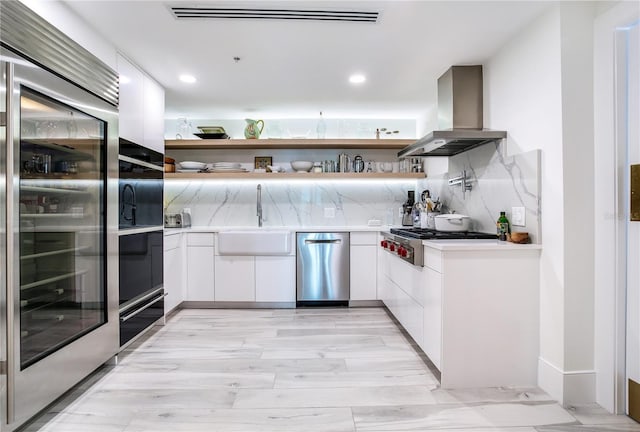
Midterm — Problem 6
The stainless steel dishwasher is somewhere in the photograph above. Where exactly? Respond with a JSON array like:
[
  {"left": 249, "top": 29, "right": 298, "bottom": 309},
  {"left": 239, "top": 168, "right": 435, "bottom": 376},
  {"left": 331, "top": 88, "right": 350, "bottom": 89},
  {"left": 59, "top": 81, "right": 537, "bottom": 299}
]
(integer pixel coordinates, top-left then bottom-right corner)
[{"left": 296, "top": 232, "right": 350, "bottom": 306}]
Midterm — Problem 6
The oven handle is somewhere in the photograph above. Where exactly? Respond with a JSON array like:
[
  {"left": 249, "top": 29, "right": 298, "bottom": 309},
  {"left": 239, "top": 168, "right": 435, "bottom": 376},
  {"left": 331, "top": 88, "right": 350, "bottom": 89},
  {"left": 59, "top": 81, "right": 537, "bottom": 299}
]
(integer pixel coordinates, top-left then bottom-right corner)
[
  {"left": 118, "top": 154, "right": 164, "bottom": 172},
  {"left": 120, "top": 292, "right": 167, "bottom": 323},
  {"left": 119, "top": 286, "right": 165, "bottom": 315}
]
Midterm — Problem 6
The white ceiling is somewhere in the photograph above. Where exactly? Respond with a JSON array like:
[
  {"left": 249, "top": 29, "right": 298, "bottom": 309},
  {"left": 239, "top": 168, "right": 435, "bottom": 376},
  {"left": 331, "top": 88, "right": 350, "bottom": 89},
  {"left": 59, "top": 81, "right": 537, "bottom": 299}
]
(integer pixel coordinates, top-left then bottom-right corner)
[{"left": 63, "top": 0, "right": 553, "bottom": 121}]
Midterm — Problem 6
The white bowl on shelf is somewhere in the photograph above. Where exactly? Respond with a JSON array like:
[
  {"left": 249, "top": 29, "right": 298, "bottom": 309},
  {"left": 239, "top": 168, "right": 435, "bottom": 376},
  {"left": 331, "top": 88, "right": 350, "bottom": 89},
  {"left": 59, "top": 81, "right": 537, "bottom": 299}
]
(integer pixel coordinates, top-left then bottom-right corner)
[
  {"left": 179, "top": 161, "right": 206, "bottom": 170},
  {"left": 290, "top": 161, "right": 313, "bottom": 172}
]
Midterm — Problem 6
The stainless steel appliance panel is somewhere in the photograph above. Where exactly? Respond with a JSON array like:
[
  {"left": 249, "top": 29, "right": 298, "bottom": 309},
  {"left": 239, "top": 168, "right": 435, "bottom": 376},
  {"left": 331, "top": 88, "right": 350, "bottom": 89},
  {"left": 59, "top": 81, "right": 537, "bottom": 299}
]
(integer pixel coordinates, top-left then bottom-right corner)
[
  {"left": 1, "top": 51, "right": 8, "bottom": 428},
  {"left": 296, "top": 232, "right": 350, "bottom": 302},
  {"left": 3, "top": 47, "right": 119, "bottom": 430}
]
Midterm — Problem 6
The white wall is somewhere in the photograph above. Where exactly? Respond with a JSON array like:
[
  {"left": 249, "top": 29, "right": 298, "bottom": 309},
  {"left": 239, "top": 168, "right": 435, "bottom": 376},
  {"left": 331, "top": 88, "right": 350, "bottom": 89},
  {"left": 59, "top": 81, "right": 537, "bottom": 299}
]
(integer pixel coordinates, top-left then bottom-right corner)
[
  {"left": 485, "top": 3, "right": 599, "bottom": 405},
  {"left": 484, "top": 6, "right": 567, "bottom": 401},
  {"left": 559, "top": 2, "right": 597, "bottom": 403},
  {"left": 19, "top": 0, "right": 118, "bottom": 69}
]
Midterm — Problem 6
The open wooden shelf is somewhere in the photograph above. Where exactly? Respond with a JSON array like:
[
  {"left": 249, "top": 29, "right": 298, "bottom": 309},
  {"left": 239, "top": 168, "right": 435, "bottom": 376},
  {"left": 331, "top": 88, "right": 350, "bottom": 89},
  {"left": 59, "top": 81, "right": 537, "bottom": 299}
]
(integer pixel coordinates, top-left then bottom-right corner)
[
  {"left": 165, "top": 172, "right": 425, "bottom": 180},
  {"left": 165, "top": 138, "right": 415, "bottom": 150}
]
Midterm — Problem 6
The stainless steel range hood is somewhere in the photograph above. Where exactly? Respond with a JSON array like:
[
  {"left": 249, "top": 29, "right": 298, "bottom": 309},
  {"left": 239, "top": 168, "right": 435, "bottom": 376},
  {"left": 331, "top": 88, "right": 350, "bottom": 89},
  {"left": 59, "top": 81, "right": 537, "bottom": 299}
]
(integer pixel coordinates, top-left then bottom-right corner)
[{"left": 398, "top": 65, "right": 506, "bottom": 158}]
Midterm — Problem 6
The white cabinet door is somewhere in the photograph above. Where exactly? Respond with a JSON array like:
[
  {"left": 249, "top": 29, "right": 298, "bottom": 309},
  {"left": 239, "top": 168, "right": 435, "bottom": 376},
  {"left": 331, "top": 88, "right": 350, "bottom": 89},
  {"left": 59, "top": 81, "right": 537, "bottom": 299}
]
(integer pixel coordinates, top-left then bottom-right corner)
[
  {"left": 117, "top": 54, "right": 144, "bottom": 145},
  {"left": 142, "top": 77, "right": 165, "bottom": 154},
  {"left": 163, "top": 247, "right": 182, "bottom": 313},
  {"left": 255, "top": 256, "right": 295, "bottom": 302},
  {"left": 422, "top": 267, "right": 442, "bottom": 370},
  {"left": 214, "top": 256, "right": 255, "bottom": 301},
  {"left": 350, "top": 245, "right": 377, "bottom": 300},
  {"left": 186, "top": 246, "right": 215, "bottom": 301},
  {"left": 185, "top": 233, "right": 214, "bottom": 301}
]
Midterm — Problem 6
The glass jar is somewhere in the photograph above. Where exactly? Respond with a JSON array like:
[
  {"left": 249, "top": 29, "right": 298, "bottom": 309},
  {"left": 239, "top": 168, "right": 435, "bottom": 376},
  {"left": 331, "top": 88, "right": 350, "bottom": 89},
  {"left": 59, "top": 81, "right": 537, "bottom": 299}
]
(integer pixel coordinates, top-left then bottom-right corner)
[{"left": 312, "top": 162, "right": 323, "bottom": 173}]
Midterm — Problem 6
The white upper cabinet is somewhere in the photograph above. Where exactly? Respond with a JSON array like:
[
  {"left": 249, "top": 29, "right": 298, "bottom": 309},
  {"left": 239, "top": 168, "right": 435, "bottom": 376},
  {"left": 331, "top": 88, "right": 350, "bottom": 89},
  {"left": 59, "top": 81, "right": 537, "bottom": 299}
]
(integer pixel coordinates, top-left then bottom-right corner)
[
  {"left": 117, "top": 54, "right": 144, "bottom": 145},
  {"left": 143, "top": 77, "right": 165, "bottom": 153},
  {"left": 117, "top": 54, "right": 165, "bottom": 153}
]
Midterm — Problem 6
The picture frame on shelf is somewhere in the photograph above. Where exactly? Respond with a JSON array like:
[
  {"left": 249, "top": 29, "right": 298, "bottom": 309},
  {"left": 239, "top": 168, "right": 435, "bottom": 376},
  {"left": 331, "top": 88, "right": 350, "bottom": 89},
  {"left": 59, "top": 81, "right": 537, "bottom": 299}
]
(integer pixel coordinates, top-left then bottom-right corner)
[{"left": 254, "top": 156, "right": 272, "bottom": 169}]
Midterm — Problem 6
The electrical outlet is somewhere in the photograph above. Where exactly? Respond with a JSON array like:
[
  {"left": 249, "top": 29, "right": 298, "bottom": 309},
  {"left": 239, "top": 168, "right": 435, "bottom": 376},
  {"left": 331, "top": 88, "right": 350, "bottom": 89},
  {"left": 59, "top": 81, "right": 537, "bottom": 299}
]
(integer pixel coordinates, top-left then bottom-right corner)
[
  {"left": 512, "top": 206, "right": 526, "bottom": 226},
  {"left": 324, "top": 207, "right": 336, "bottom": 218}
]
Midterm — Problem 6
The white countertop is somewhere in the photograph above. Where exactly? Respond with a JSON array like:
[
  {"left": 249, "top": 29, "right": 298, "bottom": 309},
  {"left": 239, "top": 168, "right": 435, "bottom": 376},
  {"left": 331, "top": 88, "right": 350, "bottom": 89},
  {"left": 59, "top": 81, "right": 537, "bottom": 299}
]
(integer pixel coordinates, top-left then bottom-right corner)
[
  {"left": 163, "top": 225, "right": 387, "bottom": 234},
  {"left": 423, "top": 239, "right": 542, "bottom": 251}
]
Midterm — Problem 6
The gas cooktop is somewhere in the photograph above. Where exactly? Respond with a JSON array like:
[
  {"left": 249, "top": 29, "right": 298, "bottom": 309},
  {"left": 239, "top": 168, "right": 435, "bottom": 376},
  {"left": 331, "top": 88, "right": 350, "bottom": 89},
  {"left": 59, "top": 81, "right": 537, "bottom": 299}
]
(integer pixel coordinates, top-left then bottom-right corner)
[{"left": 390, "top": 227, "right": 497, "bottom": 240}]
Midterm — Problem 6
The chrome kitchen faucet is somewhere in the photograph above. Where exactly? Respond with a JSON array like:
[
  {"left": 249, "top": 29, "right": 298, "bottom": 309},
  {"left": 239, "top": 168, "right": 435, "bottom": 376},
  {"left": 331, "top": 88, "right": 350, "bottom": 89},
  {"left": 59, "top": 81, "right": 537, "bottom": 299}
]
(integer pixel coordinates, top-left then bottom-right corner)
[{"left": 257, "top": 183, "right": 263, "bottom": 227}]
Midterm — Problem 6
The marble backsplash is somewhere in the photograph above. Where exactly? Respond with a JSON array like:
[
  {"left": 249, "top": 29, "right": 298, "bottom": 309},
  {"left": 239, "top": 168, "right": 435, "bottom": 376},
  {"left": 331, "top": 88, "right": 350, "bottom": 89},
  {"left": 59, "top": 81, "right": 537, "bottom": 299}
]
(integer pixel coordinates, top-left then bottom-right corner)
[
  {"left": 164, "top": 179, "right": 416, "bottom": 228},
  {"left": 419, "top": 145, "right": 541, "bottom": 243},
  {"left": 164, "top": 144, "right": 541, "bottom": 237}
]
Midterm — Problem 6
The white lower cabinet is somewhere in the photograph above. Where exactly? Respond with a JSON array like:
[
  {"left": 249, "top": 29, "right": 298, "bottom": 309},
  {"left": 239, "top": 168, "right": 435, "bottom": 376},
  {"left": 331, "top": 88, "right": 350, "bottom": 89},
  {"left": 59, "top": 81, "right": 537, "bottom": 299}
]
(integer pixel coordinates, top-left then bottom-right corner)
[
  {"left": 423, "top": 245, "right": 540, "bottom": 388},
  {"left": 186, "top": 233, "right": 215, "bottom": 301},
  {"left": 421, "top": 267, "right": 442, "bottom": 370},
  {"left": 214, "top": 256, "right": 255, "bottom": 301},
  {"left": 163, "top": 233, "right": 184, "bottom": 313},
  {"left": 383, "top": 255, "right": 424, "bottom": 345},
  {"left": 350, "top": 232, "right": 378, "bottom": 301},
  {"left": 255, "top": 256, "right": 296, "bottom": 302}
]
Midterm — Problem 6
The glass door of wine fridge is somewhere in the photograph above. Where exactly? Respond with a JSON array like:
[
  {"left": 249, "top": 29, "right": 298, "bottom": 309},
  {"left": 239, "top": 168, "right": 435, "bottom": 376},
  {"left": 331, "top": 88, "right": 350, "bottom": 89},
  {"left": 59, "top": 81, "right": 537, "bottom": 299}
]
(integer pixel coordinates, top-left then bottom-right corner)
[
  {"left": 18, "top": 86, "right": 107, "bottom": 368},
  {"left": 2, "top": 46, "right": 119, "bottom": 429}
]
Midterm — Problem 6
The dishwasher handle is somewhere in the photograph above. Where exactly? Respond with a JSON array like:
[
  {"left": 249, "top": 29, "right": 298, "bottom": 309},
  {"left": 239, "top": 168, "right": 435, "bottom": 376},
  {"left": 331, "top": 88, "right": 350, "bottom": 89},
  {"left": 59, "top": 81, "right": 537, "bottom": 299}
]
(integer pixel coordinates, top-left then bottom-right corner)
[{"left": 304, "top": 239, "right": 342, "bottom": 244}]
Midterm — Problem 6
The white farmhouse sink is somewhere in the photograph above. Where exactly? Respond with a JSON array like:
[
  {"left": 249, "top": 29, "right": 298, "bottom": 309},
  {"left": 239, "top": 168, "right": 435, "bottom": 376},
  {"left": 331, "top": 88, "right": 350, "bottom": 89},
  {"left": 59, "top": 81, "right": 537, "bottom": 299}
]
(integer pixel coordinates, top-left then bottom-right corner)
[{"left": 217, "top": 230, "right": 292, "bottom": 255}]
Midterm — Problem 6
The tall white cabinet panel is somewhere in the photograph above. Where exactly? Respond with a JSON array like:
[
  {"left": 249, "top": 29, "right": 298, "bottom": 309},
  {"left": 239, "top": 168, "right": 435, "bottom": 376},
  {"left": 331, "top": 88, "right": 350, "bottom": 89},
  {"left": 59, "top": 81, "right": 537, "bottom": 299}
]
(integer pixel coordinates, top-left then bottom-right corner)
[
  {"left": 163, "top": 233, "right": 184, "bottom": 314},
  {"left": 255, "top": 256, "right": 296, "bottom": 302},
  {"left": 186, "top": 234, "right": 215, "bottom": 301},
  {"left": 215, "top": 256, "right": 255, "bottom": 301},
  {"left": 117, "top": 53, "right": 165, "bottom": 153},
  {"left": 117, "top": 54, "right": 144, "bottom": 145},
  {"left": 350, "top": 232, "right": 378, "bottom": 301},
  {"left": 142, "top": 77, "right": 165, "bottom": 154}
]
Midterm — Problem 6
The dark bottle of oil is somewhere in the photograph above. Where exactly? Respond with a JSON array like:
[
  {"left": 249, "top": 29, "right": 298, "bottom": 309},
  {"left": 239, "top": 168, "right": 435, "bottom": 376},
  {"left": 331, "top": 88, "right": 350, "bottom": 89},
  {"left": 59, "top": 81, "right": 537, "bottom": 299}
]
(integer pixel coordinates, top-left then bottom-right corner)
[{"left": 497, "top": 211, "right": 510, "bottom": 241}]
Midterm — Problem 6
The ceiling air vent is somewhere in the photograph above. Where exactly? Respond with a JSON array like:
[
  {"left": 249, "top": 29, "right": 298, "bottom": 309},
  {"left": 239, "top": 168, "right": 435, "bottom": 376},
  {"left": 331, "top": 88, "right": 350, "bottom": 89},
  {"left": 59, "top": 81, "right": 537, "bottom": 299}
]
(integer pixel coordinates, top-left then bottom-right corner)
[{"left": 170, "top": 7, "right": 378, "bottom": 22}]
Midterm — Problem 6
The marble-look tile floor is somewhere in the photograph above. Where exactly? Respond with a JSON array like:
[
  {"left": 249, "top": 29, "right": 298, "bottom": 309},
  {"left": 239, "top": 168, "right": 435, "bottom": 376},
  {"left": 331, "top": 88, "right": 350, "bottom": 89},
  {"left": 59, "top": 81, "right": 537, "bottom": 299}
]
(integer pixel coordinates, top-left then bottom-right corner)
[{"left": 23, "top": 308, "right": 640, "bottom": 432}]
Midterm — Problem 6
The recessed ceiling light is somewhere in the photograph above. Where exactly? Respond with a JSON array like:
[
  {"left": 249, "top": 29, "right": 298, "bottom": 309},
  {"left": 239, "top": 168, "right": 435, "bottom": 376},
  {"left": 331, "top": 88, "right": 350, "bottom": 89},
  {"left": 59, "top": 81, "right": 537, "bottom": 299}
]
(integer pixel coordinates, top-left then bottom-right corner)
[
  {"left": 349, "top": 74, "right": 366, "bottom": 84},
  {"left": 179, "top": 74, "right": 196, "bottom": 84}
]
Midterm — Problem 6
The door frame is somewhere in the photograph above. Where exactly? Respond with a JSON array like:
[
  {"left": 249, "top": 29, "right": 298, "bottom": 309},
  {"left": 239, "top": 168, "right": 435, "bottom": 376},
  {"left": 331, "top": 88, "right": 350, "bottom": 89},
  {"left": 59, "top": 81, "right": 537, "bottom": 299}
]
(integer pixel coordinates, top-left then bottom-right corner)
[{"left": 594, "top": 2, "right": 640, "bottom": 414}]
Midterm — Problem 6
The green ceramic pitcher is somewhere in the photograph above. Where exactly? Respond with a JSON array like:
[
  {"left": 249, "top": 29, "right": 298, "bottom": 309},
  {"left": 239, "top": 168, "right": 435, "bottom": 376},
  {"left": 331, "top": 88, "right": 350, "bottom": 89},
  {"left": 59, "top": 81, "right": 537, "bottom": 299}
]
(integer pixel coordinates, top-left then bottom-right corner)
[{"left": 244, "top": 119, "right": 264, "bottom": 139}]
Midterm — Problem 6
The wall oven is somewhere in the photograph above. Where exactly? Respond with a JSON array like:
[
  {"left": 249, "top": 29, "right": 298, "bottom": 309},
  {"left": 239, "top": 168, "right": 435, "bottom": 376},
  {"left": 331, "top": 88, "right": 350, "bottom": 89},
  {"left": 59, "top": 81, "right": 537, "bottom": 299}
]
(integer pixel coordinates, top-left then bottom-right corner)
[
  {"left": 0, "top": 2, "right": 120, "bottom": 428},
  {"left": 118, "top": 140, "right": 164, "bottom": 347}
]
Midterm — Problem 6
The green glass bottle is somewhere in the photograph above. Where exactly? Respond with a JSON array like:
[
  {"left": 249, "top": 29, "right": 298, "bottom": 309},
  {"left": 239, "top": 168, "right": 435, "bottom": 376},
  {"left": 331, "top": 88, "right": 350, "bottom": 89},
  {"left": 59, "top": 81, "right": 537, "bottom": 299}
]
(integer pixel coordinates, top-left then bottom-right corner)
[{"left": 497, "top": 211, "right": 510, "bottom": 241}]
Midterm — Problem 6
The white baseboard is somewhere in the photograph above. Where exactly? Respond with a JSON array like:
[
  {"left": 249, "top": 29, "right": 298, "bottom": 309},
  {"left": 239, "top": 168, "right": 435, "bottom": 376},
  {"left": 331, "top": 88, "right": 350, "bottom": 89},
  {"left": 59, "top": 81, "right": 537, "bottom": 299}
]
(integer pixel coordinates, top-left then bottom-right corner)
[{"left": 538, "top": 357, "right": 596, "bottom": 405}]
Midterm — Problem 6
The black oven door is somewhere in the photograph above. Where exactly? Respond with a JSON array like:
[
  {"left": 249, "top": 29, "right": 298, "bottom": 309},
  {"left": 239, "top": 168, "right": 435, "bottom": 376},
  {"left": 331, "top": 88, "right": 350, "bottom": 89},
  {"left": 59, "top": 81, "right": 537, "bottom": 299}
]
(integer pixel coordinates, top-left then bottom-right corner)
[
  {"left": 118, "top": 139, "right": 164, "bottom": 230},
  {"left": 118, "top": 230, "right": 164, "bottom": 346}
]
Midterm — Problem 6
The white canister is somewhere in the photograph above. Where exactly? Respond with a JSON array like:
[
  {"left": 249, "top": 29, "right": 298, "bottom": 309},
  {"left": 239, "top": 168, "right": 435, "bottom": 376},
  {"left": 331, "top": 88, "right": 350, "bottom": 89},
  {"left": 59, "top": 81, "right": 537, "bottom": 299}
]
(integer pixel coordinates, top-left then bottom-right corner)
[{"left": 434, "top": 214, "right": 471, "bottom": 232}]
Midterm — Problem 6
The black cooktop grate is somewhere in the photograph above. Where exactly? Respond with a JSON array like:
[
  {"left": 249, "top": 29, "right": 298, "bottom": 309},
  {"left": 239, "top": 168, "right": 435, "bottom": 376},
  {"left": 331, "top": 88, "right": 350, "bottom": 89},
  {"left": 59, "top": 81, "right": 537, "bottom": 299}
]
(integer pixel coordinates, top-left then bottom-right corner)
[{"left": 390, "top": 228, "right": 496, "bottom": 240}]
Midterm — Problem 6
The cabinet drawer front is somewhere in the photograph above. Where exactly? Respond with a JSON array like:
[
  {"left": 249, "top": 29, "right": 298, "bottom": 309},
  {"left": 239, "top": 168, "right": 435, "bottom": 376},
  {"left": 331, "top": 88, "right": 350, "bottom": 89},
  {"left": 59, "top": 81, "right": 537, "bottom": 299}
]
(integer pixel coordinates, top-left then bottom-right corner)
[
  {"left": 187, "top": 233, "right": 215, "bottom": 247},
  {"left": 424, "top": 246, "right": 442, "bottom": 272},
  {"left": 164, "top": 233, "right": 182, "bottom": 250},
  {"left": 350, "top": 231, "right": 378, "bottom": 245}
]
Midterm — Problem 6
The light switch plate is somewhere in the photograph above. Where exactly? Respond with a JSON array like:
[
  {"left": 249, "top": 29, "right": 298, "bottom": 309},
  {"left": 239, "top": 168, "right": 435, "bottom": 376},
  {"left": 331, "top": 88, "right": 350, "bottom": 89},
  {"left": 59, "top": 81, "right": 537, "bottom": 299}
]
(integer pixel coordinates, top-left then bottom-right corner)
[
  {"left": 511, "top": 206, "right": 525, "bottom": 226},
  {"left": 324, "top": 207, "right": 336, "bottom": 218}
]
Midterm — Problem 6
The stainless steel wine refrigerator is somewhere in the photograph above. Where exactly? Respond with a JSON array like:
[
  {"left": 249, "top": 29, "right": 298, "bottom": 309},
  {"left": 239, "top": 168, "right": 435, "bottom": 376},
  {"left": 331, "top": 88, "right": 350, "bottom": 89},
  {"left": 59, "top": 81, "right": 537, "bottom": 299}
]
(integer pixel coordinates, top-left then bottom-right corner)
[{"left": 1, "top": 2, "right": 120, "bottom": 430}]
